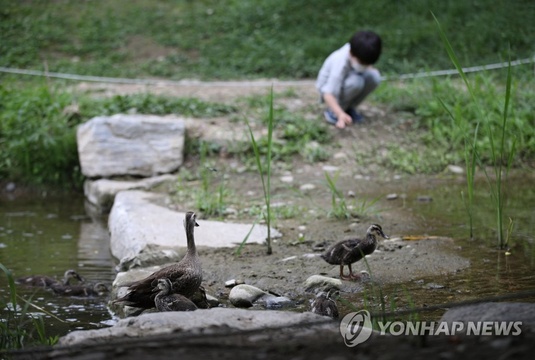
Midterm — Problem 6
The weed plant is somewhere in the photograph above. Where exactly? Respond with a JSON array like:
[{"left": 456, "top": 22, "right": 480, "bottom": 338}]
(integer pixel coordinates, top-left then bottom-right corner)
[
  {"left": 325, "top": 172, "right": 350, "bottom": 220},
  {"left": 245, "top": 88, "right": 275, "bottom": 255},
  {"left": 194, "top": 142, "right": 228, "bottom": 217},
  {"left": 174, "top": 140, "right": 230, "bottom": 217},
  {"left": 434, "top": 14, "right": 517, "bottom": 248},
  {"left": 0, "top": 263, "right": 58, "bottom": 350},
  {"left": 338, "top": 255, "right": 419, "bottom": 332},
  {"left": 325, "top": 172, "right": 383, "bottom": 219},
  {"left": 79, "top": 93, "right": 236, "bottom": 119}
]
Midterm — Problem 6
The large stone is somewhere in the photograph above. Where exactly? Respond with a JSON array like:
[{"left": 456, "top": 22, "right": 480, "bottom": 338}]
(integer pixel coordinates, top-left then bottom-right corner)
[
  {"left": 108, "top": 190, "right": 281, "bottom": 262},
  {"left": 58, "top": 308, "right": 337, "bottom": 347},
  {"left": 83, "top": 174, "right": 176, "bottom": 212},
  {"left": 304, "top": 275, "right": 343, "bottom": 292},
  {"left": 229, "top": 284, "right": 268, "bottom": 308},
  {"left": 77, "top": 114, "right": 185, "bottom": 178},
  {"left": 440, "top": 302, "right": 535, "bottom": 332}
]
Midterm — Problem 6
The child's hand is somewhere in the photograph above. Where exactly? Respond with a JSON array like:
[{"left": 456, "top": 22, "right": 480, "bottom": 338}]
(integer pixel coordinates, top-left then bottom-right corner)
[{"left": 336, "top": 112, "right": 353, "bottom": 129}]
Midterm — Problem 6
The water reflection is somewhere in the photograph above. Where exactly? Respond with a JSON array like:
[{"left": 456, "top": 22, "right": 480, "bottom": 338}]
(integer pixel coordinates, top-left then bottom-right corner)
[
  {"left": 0, "top": 173, "right": 534, "bottom": 340},
  {"left": 0, "top": 193, "right": 117, "bottom": 336}
]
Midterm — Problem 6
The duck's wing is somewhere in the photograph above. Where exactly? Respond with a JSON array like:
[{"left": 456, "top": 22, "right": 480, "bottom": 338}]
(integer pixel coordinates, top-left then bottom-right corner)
[
  {"left": 166, "top": 294, "right": 197, "bottom": 311},
  {"left": 149, "top": 265, "right": 192, "bottom": 288},
  {"left": 16, "top": 275, "right": 55, "bottom": 287}
]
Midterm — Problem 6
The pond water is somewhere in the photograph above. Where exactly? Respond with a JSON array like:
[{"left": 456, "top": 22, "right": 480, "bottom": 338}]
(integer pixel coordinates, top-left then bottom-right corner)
[
  {"left": 1, "top": 174, "right": 534, "bottom": 340},
  {"left": 0, "top": 193, "right": 116, "bottom": 337}
]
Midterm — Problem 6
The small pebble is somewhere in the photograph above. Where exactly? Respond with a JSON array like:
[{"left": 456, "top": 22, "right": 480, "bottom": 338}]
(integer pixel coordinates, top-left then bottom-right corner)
[
  {"left": 417, "top": 195, "right": 433, "bottom": 202},
  {"left": 300, "top": 183, "right": 316, "bottom": 192},
  {"left": 322, "top": 165, "right": 339, "bottom": 172},
  {"left": 280, "top": 175, "right": 294, "bottom": 183},
  {"left": 5, "top": 182, "right": 16, "bottom": 192},
  {"left": 225, "top": 279, "right": 245, "bottom": 288}
]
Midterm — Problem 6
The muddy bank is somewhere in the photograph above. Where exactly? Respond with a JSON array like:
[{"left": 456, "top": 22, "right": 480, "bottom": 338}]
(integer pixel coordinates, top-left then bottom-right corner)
[
  {"left": 106, "top": 188, "right": 470, "bottom": 319},
  {"left": 195, "top": 234, "right": 469, "bottom": 311}
]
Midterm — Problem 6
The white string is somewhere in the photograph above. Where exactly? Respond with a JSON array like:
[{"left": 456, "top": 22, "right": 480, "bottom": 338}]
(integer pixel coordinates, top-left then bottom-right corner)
[
  {"left": 382, "top": 57, "right": 534, "bottom": 81},
  {"left": 0, "top": 57, "right": 533, "bottom": 86}
]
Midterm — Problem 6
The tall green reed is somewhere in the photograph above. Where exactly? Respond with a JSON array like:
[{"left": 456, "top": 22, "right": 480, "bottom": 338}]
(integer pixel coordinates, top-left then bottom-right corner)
[
  {"left": 0, "top": 263, "right": 58, "bottom": 350},
  {"left": 325, "top": 172, "right": 382, "bottom": 219},
  {"left": 324, "top": 172, "right": 350, "bottom": 219},
  {"left": 434, "top": 14, "right": 516, "bottom": 248},
  {"left": 245, "top": 88, "right": 275, "bottom": 255},
  {"left": 485, "top": 61, "right": 516, "bottom": 248}
]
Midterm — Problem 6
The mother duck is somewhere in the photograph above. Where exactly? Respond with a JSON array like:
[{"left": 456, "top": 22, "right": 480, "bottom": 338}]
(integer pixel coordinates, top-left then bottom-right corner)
[{"left": 114, "top": 211, "right": 203, "bottom": 311}]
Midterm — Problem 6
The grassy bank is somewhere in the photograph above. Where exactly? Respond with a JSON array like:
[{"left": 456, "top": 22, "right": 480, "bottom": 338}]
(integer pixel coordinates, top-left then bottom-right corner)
[
  {"left": 1, "top": 0, "right": 533, "bottom": 79},
  {"left": 0, "top": 0, "right": 534, "bottom": 187}
]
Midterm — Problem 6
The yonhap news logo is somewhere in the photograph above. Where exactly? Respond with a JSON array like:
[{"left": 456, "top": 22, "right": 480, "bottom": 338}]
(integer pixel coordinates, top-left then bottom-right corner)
[
  {"left": 339, "top": 310, "right": 373, "bottom": 347},
  {"left": 339, "top": 310, "right": 522, "bottom": 347}
]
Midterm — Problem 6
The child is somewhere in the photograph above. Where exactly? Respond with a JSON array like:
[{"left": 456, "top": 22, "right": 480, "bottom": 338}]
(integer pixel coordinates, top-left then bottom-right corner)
[{"left": 316, "top": 30, "right": 382, "bottom": 129}]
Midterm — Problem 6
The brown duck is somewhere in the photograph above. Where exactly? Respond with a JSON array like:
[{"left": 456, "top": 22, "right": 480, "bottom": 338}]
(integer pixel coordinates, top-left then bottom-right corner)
[
  {"left": 114, "top": 211, "right": 203, "bottom": 311},
  {"left": 311, "top": 289, "right": 339, "bottom": 319},
  {"left": 321, "top": 224, "right": 388, "bottom": 280},
  {"left": 51, "top": 282, "right": 109, "bottom": 297},
  {"left": 153, "top": 278, "right": 197, "bottom": 312},
  {"left": 16, "top": 269, "right": 85, "bottom": 287}
]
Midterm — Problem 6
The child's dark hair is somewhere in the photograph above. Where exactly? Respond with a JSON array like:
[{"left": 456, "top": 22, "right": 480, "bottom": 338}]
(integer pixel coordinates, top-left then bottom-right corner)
[{"left": 349, "top": 31, "right": 382, "bottom": 65}]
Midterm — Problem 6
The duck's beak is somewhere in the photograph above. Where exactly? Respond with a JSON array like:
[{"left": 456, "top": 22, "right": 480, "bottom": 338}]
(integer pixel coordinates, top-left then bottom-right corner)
[
  {"left": 76, "top": 274, "right": 85, "bottom": 282},
  {"left": 379, "top": 229, "right": 389, "bottom": 239},
  {"left": 195, "top": 221, "right": 199, "bottom": 227}
]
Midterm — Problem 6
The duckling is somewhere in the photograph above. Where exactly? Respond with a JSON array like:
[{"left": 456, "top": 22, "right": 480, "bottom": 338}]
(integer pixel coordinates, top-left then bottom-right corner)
[
  {"left": 114, "top": 211, "right": 203, "bottom": 311},
  {"left": 16, "top": 269, "right": 85, "bottom": 287},
  {"left": 51, "top": 282, "right": 109, "bottom": 297},
  {"left": 153, "top": 278, "right": 197, "bottom": 312},
  {"left": 321, "top": 224, "right": 388, "bottom": 280},
  {"left": 189, "top": 285, "right": 211, "bottom": 309},
  {"left": 311, "top": 289, "right": 339, "bottom": 319}
]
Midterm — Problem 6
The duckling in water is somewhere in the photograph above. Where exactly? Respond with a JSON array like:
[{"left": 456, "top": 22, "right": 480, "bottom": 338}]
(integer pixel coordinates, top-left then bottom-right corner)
[
  {"left": 153, "top": 278, "right": 197, "bottom": 312},
  {"left": 114, "top": 211, "right": 203, "bottom": 311},
  {"left": 16, "top": 269, "right": 85, "bottom": 287},
  {"left": 51, "top": 282, "right": 109, "bottom": 297},
  {"left": 311, "top": 289, "right": 339, "bottom": 319},
  {"left": 321, "top": 224, "right": 388, "bottom": 280}
]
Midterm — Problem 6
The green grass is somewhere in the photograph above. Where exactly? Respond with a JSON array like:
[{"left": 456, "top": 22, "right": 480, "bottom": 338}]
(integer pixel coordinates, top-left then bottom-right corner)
[
  {"left": 0, "top": 263, "right": 59, "bottom": 350},
  {"left": 0, "top": 80, "right": 236, "bottom": 187},
  {"left": 434, "top": 14, "right": 518, "bottom": 248},
  {"left": 245, "top": 88, "right": 275, "bottom": 255},
  {"left": 1, "top": 0, "right": 533, "bottom": 79},
  {"left": 0, "top": 1, "right": 534, "bottom": 187}
]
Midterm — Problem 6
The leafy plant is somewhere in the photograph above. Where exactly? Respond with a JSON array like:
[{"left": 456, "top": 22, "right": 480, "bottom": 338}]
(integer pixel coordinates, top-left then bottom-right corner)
[
  {"left": 352, "top": 194, "right": 383, "bottom": 218},
  {"left": 80, "top": 93, "right": 236, "bottom": 119},
  {"left": 176, "top": 141, "right": 229, "bottom": 217},
  {"left": 0, "top": 83, "right": 83, "bottom": 187}
]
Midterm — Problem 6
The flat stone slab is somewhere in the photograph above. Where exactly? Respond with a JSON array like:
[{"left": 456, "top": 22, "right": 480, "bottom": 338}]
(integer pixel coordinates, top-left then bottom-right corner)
[
  {"left": 58, "top": 308, "right": 336, "bottom": 347},
  {"left": 84, "top": 174, "right": 177, "bottom": 212},
  {"left": 109, "top": 190, "right": 281, "bottom": 262},
  {"left": 77, "top": 114, "right": 185, "bottom": 178}
]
